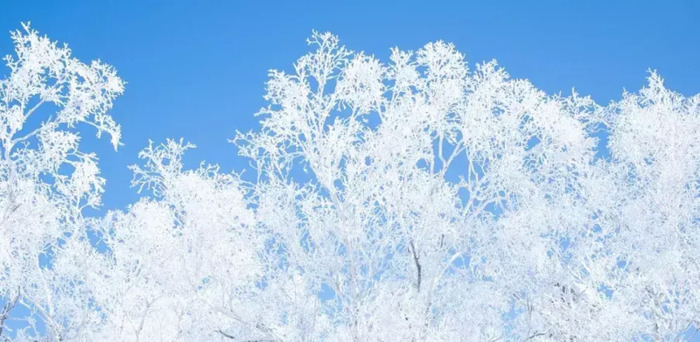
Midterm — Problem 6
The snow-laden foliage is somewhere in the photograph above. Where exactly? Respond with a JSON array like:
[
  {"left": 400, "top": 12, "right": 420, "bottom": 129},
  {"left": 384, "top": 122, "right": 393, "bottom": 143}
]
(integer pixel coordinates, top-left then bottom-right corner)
[
  {"left": 231, "top": 32, "right": 699, "bottom": 341},
  {"left": 1, "top": 26, "right": 699, "bottom": 341},
  {"left": 82, "top": 139, "right": 260, "bottom": 341},
  {"left": 0, "top": 23, "right": 123, "bottom": 339}
]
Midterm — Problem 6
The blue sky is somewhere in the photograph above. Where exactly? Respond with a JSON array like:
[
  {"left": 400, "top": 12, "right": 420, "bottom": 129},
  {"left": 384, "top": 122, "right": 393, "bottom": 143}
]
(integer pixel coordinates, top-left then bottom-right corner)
[{"left": 0, "top": 0, "right": 698, "bottom": 211}]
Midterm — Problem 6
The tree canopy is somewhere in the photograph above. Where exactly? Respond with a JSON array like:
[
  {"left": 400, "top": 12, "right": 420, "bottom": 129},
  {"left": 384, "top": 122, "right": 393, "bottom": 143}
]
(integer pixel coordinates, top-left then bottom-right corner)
[{"left": 1, "top": 25, "right": 699, "bottom": 341}]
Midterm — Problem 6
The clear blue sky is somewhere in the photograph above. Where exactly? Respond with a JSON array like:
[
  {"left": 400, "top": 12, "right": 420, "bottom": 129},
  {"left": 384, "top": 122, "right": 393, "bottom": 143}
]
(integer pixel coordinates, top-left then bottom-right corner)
[{"left": 1, "top": 0, "right": 698, "bottom": 211}]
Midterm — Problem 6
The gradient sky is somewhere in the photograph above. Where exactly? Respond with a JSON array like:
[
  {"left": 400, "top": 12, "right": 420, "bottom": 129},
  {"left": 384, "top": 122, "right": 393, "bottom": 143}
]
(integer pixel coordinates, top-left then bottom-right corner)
[{"left": 1, "top": 0, "right": 698, "bottom": 212}]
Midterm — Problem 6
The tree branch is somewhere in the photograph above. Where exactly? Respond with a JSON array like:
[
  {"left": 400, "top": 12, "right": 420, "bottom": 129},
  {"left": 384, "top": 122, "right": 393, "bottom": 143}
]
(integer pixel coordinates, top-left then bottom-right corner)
[{"left": 409, "top": 240, "right": 421, "bottom": 291}]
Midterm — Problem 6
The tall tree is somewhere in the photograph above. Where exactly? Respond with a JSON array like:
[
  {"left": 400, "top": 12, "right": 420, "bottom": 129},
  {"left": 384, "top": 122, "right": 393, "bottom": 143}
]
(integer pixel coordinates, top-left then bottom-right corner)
[
  {"left": 90, "top": 139, "right": 261, "bottom": 341},
  {"left": 2, "top": 26, "right": 700, "bottom": 341},
  {"left": 0, "top": 23, "right": 123, "bottom": 339},
  {"left": 233, "top": 32, "right": 700, "bottom": 341}
]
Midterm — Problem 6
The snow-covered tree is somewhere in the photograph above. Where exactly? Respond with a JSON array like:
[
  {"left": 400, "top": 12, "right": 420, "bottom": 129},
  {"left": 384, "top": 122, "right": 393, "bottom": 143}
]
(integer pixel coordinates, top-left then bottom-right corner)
[
  {"left": 2, "top": 24, "right": 700, "bottom": 341},
  {"left": 89, "top": 139, "right": 262, "bottom": 341},
  {"left": 232, "top": 32, "right": 700, "bottom": 341},
  {"left": 0, "top": 23, "right": 123, "bottom": 339}
]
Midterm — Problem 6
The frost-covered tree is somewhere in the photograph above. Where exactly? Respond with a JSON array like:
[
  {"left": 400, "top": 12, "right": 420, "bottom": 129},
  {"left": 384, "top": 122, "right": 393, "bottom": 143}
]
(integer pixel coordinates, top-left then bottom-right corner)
[
  {"left": 592, "top": 75, "right": 700, "bottom": 340},
  {"left": 2, "top": 24, "right": 700, "bottom": 341},
  {"left": 232, "top": 31, "right": 599, "bottom": 340},
  {"left": 231, "top": 32, "right": 700, "bottom": 341},
  {"left": 88, "top": 139, "right": 262, "bottom": 341},
  {"left": 0, "top": 23, "right": 123, "bottom": 339}
]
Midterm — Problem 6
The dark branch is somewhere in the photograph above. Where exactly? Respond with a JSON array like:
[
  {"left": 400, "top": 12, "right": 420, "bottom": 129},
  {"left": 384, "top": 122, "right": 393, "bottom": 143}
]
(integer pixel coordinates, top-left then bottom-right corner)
[{"left": 410, "top": 240, "right": 421, "bottom": 291}]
